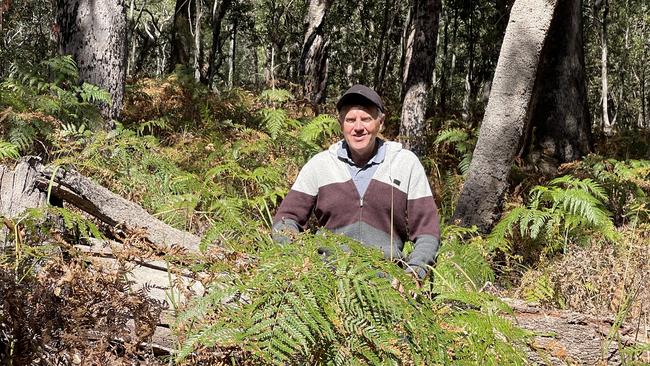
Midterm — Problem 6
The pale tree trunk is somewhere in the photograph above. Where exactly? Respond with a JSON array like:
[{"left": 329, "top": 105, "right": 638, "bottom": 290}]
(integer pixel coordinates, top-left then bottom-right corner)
[
  {"left": 57, "top": 0, "right": 128, "bottom": 124},
  {"left": 527, "top": 0, "right": 591, "bottom": 165},
  {"left": 300, "top": 0, "right": 333, "bottom": 106},
  {"left": 228, "top": 19, "right": 237, "bottom": 88},
  {"left": 452, "top": 0, "right": 558, "bottom": 232},
  {"left": 192, "top": 0, "right": 203, "bottom": 82},
  {"left": 398, "top": 0, "right": 441, "bottom": 157},
  {"left": 207, "top": 0, "right": 232, "bottom": 87},
  {"left": 599, "top": 0, "right": 613, "bottom": 134}
]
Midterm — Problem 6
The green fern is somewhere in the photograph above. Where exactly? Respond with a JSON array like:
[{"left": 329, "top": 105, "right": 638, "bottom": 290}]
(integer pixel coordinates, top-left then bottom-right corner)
[
  {"left": 434, "top": 127, "right": 476, "bottom": 175},
  {"left": 488, "top": 175, "right": 618, "bottom": 256},
  {"left": 259, "top": 108, "right": 299, "bottom": 140},
  {"left": 259, "top": 88, "right": 294, "bottom": 104},
  {"left": 177, "top": 234, "right": 528, "bottom": 365},
  {"left": 299, "top": 114, "right": 340, "bottom": 144},
  {"left": 0, "top": 140, "right": 20, "bottom": 159}
]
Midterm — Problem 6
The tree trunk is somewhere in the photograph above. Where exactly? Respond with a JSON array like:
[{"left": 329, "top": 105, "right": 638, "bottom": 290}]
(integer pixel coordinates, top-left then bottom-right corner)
[
  {"left": 600, "top": 0, "right": 612, "bottom": 134},
  {"left": 207, "top": 0, "right": 232, "bottom": 87},
  {"left": 300, "top": 0, "right": 333, "bottom": 106},
  {"left": 228, "top": 18, "right": 237, "bottom": 88},
  {"left": 452, "top": 0, "right": 558, "bottom": 232},
  {"left": 438, "top": 3, "right": 449, "bottom": 114},
  {"left": 57, "top": 0, "right": 128, "bottom": 123},
  {"left": 373, "top": 0, "right": 391, "bottom": 91},
  {"left": 192, "top": 0, "right": 203, "bottom": 82},
  {"left": 527, "top": 0, "right": 592, "bottom": 164},
  {"left": 170, "top": 0, "right": 194, "bottom": 71},
  {"left": 398, "top": 0, "right": 441, "bottom": 157}
]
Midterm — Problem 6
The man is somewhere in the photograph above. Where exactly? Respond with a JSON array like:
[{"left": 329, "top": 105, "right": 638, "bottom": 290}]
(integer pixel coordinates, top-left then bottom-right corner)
[{"left": 272, "top": 84, "right": 440, "bottom": 280}]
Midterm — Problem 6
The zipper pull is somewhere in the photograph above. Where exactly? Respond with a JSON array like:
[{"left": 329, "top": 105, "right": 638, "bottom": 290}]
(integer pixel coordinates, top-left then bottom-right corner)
[{"left": 360, "top": 198, "right": 364, "bottom": 207}]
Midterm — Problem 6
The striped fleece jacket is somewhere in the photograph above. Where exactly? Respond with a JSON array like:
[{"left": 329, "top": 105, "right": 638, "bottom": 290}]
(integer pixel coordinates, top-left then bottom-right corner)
[{"left": 273, "top": 140, "right": 441, "bottom": 278}]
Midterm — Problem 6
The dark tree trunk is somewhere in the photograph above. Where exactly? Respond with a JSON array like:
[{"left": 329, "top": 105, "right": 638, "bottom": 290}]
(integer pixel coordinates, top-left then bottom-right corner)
[
  {"left": 528, "top": 0, "right": 592, "bottom": 164},
  {"left": 438, "top": 3, "right": 449, "bottom": 114},
  {"left": 372, "top": 0, "right": 391, "bottom": 91},
  {"left": 170, "top": 0, "right": 194, "bottom": 71},
  {"left": 452, "top": 0, "right": 558, "bottom": 232},
  {"left": 398, "top": 0, "right": 441, "bottom": 157},
  {"left": 57, "top": 0, "right": 128, "bottom": 123},
  {"left": 207, "top": 0, "right": 232, "bottom": 87},
  {"left": 300, "top": 0, "right": 333, "bottom": 106}
]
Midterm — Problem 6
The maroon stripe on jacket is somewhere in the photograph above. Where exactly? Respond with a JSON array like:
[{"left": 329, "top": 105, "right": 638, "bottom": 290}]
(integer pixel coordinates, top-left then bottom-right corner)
[
  {"left": 314, "top": 181, "right": 360, "bottom": 229},
  {"left": 273, "top": 190, "right": 317, "bottom": 228},
  {"left": 407, "top": 196, "right": 440, "bottom": 239},
  {"left": 360, "top": 180, "right": 409, "bottom": 242}
]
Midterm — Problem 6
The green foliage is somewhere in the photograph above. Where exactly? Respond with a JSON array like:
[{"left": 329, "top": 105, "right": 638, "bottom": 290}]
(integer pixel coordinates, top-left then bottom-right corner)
[
  {"left": 0, "top": 55, "right": 109, "bottom": 156},
  {"left": 575, "top": 156, "right": 650, "bottom": 225},
  {"left": 434, "top": 127, "right": 476, "bottom": 175},
  {"left": 177, "top": 234, "right": 528, "bottom": 365},
  {"left": 259, "top": 88, "right": 295, "bottom": 104},
  {"left": 0, "top": 140, "right": 20, "bottom": 160},
  {"left": 489, "top": 175, "right": 618, "bottom": 257},
  {"left": 299, "top": 114, "right": 340, "bottom": 146}
]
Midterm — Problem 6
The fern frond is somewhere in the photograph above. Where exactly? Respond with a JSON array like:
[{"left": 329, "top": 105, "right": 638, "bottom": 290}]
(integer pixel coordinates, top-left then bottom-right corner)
[
  {"left": 434, "top": 128, "right": 468, "bottom": 145},
  {"left": 260, "top": 108, "right": 287, "bottom": 140},
  {"left": 299, "top": 114, "right": 340, "bottom": 144},
  {"left": 259, "top": 88, "right": 294, "bottom": 104},
  {"left": 0, "top": 140, "right": 20, "bottom": 159}
]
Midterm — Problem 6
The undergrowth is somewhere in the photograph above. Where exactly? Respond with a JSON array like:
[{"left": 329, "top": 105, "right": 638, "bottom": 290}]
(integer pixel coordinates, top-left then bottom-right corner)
[{"left": 1, "top": 56, "right": 649, "bottom": 364}]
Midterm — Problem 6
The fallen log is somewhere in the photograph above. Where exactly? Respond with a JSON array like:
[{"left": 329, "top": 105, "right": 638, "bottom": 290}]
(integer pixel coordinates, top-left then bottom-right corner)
[
  {"left": 35, "top": 165, "right": 200, "bottom": 252},
  {"left": 506, "top": 298, "right": 649, "bottom": 365},
  {"left": 1, "top": 157, "right": 203, "bottom": 353}
]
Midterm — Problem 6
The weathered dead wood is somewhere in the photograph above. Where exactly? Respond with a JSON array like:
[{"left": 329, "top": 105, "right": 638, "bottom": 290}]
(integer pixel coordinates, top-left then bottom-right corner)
[
  {"left": 1, "top": 157, "right": 203, "bottom": 353},
  {"left": 34, "top": 165, "right": 200, "bottom": 252},
  {"left": 76, "top": 238, "right": 205, "bottom": 304},
  {"left": 505, "top": 298, "right": 649, "bottom": 365},
  {"left": 0, "top": 156, "right": 47, "bottom": 218},
  {"left": 0, "top": 157, "right": 48, "bottom": 247}
]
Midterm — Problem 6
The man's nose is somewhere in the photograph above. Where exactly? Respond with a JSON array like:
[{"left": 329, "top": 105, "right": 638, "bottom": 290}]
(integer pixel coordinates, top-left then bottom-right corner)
[{"left": 353, "top": 120, "right": 364, "bottom": 130}]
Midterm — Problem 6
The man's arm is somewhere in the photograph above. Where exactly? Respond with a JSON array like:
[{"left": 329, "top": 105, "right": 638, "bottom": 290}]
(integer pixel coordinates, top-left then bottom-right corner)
[
  {"left": 271, "top": 159, "right": 319, "bottom": 244},
  {"left": 405, "top": 159, "right": 441, "bottom": 279}
]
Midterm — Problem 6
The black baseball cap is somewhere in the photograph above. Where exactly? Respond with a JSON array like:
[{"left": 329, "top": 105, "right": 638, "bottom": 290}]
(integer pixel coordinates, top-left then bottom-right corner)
[{"left": 336, "top": 84, "right": 385, "bottom": 113}]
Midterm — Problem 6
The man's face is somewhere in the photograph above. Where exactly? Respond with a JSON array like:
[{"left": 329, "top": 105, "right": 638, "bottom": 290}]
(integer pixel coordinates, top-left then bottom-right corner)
[{"left": 339, "top": 105, "right": 384, "bottom": 159}]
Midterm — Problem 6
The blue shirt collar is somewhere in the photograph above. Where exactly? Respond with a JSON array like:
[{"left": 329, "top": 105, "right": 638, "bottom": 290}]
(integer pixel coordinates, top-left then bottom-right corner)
[{"left": 337, "top": 139, "right": 386, "bottom": 167}]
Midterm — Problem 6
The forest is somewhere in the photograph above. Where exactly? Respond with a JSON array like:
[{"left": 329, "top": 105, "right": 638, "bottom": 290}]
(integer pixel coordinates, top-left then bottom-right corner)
[{"left": 0, "top": 0, "right": 649, "bottom": 364}]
